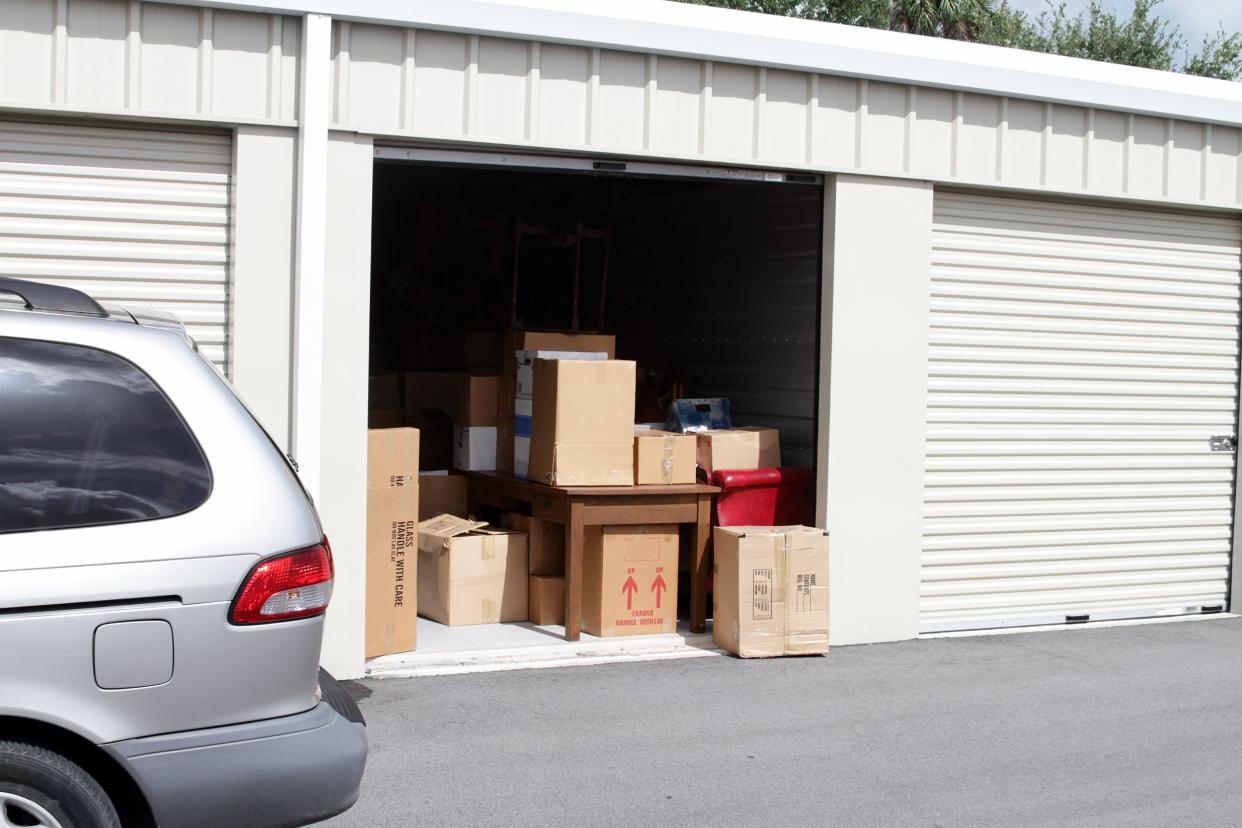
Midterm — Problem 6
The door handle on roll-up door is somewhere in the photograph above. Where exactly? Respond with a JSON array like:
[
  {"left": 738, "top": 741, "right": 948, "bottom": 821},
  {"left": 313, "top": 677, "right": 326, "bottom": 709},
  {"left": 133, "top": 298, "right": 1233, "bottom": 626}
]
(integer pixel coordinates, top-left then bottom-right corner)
[{"left": 1209, "top": 435, "right": 1236, "bottom": 452}]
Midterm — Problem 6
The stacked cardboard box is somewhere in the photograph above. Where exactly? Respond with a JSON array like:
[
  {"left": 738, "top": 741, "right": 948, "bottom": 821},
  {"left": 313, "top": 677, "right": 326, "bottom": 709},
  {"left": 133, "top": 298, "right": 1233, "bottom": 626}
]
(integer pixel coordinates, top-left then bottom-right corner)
[
  {"left": 528, "top": 358, "right": 636, "bottom": 486},
  {"left": 582, "top": 525, "right": 679, "bottom": 637},
  {"left": 633, "top": 429, "right": 696, "bottom": 485},
  {"left": 365, "top": 428, "right": 420, "bottom": 657},
  {"left": 712, "top": 525, "right": 829, "bottom": 658},
  {"left": 417, "top": 514, "right": 528, "bottom": 625},
  {"left": 496, "top": 331, "right": 616, "bottom": 474},
  {"left": 696, "top": 426, "right": 781, "bottom": 477},
  {"left": 514, "top": 349, "right": 608, "bottom": 477},
  {"left": 405, "top": 371, "right": 499, "bottom": 471},
  {"left": 508, "top": 513, "right": 566, "bottom": 625}
]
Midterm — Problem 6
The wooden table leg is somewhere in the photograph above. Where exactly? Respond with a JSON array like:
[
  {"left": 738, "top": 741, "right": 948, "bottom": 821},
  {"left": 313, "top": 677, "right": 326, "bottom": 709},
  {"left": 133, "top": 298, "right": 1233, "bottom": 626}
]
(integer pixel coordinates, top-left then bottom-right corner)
[
  {"left": 691, "top": 494, "right": 711, "bottom": 634},
  {"left": 564, "top": 500, "right": 585, "bottom": 641}
]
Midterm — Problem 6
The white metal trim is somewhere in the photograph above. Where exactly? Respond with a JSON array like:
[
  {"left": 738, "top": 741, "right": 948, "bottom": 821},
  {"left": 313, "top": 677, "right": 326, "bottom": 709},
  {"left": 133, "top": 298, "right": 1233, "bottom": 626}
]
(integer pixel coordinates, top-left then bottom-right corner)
[
  {"left": 920, "top": 604, "right": 1224, "bottom": 634},
  {"left": 152, "top": 0, "right": 1241, "bottom": 127},
  {"left": 292, "top": 12, "right": 331, "bottom": 501},
  {"left": 372, "top": 144, "right": 822, "bottom": 184}
]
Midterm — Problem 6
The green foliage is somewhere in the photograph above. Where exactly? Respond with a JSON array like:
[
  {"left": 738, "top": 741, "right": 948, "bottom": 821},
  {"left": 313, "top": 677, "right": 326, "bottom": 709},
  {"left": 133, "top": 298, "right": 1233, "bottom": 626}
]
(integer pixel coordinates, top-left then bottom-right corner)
[{"left": 677, "top": 0, "right": 1242, "bottom": 80}]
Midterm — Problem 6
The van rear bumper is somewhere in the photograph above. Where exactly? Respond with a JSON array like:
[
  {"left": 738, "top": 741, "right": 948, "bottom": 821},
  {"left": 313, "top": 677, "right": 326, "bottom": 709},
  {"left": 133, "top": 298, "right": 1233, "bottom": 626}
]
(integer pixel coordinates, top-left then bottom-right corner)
[{"left": 104, "top": 696, "right": 367, "bottom": 828}]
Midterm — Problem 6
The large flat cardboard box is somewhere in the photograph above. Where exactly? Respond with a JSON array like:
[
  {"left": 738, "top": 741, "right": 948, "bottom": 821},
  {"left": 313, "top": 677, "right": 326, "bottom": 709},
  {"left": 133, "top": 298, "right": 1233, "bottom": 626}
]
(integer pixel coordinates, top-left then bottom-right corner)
[
  {"left": 405, "top": 372, "right": 499, "bottom": 427},
  {"left": 497, "top": 331, "right": 616, "bottom": 473},
  {"left": 582, "top": 525, "right": 679, "bottom": 637},
  {"left": 528, "top": 575, "right": 565, "bottom": 626},
  {"left": 633, "top": 430, "right": 697, "bottom": 485},
  {"left": 419, "top": 472, "right": 467, "bottom": 520},
  {"left": 417, "top": 515, "right": 528, "bottom": 625},
  {"left": 713, "top": 525, "right": 829, "bottom": 658},
  {"left": 507, "top": 513, "right": 565, "bottom": 575},
  {"left": 453, "top": 426, "right": 497, "bottom": 471},
  {"left": 366, "top": 428, "right": 420, "bottom": 657},
  {"left": 528, "top": 359, "right": 636, "bottom": 486},
  {"left": 696, "top": 427, "right": 781, "bottom": 476}
]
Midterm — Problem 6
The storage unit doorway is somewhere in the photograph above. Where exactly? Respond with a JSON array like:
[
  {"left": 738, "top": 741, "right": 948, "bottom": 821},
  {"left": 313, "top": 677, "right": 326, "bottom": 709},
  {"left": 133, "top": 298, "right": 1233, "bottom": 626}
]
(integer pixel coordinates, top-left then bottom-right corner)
[
  {"left": 367, "top": 146, "right": 824, "bottom": 660},
  {"left": 921, "top": 191, "right": 1242, "bottom": 633}
]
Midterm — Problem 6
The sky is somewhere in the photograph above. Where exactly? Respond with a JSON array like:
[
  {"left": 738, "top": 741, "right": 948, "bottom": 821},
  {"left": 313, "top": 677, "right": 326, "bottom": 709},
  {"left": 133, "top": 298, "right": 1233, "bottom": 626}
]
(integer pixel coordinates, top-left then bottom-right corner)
[{"left": 1003, "top": 0, "right": 1242, "bottom": 57}]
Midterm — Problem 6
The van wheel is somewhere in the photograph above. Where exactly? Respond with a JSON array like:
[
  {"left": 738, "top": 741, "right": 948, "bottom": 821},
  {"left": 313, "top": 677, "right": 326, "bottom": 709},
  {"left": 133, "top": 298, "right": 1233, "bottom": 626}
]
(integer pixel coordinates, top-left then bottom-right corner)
[{"left": 0, "top": 741, "right": 119, "bottom": 828}]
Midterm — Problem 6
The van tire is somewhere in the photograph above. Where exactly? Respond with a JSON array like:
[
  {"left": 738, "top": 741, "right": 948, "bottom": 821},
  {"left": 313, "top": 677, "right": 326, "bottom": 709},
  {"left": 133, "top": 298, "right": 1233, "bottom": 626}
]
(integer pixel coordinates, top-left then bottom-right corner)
[{"left": 0, "top": 741, "right": 120, "bottom": 828}]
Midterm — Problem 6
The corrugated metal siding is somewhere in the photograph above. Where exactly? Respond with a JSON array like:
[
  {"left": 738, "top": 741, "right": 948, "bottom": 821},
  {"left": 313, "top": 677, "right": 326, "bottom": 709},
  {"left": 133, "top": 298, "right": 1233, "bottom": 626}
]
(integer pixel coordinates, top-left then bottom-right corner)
[
  {"left": 332, "top": 24, "right": 1242, "bottom": 211},
  {"left": 921, "top": 191, "right": 1242, "bottom": 631},
  {"left": 0, "top": 118, "right": 233, "bottom": 372},
  {"left": 0, "top": 0, "right": 299, "bottom": 124}
]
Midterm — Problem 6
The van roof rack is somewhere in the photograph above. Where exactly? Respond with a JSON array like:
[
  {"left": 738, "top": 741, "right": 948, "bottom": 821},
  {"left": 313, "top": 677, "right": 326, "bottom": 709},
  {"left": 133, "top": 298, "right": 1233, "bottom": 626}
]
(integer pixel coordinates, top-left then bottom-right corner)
[{"left": 0, "top": 276, "right": 107, "bottom": 318}]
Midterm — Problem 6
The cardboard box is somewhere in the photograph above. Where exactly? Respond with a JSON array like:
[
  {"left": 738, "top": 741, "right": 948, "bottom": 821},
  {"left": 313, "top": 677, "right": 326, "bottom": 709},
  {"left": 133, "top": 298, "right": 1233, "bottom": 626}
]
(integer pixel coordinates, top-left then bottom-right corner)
[
  {"left": 453, "top": 426, "right": 497, "bottom": 471},
  {"left": 528, "top": 359, "right": 636, "bottom": 487},
  {"left": 696, "top": 427, "right": 781, "bottom": 476},
  {"left": 496, "top": 331, "right": 616, "bottom": 473},
  {"left": 528, "top": 575, "right": 565, "bottom": 626},
  {"left": 712, "top": 525, "right": 829, "bottom": 658},
  {"left": 582, "top": 525, "right": 679, "bottom": 637},
  {"left": 506, "top": 513, "right": 565, "bottom": 575},
  {"left": 418, "top": 328, "right": 502, "bottom": 373},
  {"left": 405, "top": 372, "right": 499, "bottom": 427},
  {"left": 369, "top": 373, "right": 403, "bottom": 410},
  {"left": 366, "top": 428, "right": 420, "bottom": 657},
  {"left": 419, "top": 471, "right": 467, "bottom": 520},
  {"left": 406, "top": 409, "right": 453, "bottom": 471},
  {"left": 416, "top": 514, "right": 528, "bottom": 625},
  {"left": 633, "top": 430, "right": 697, "bottom": 485}
]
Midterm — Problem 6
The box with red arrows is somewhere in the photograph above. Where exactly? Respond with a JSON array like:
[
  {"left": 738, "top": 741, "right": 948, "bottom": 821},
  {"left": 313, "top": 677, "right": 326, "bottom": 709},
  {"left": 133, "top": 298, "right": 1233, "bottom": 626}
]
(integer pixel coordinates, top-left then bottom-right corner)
[{"left": 581, "top": 524, "right": 679, "bottom": 637}]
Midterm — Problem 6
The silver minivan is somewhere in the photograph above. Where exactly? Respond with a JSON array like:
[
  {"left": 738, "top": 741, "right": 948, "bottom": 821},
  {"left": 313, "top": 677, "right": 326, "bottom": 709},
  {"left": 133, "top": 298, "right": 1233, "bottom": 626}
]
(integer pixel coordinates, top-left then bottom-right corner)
[{"left": 0, "top": 277, "right": 366, "bottom": 827}]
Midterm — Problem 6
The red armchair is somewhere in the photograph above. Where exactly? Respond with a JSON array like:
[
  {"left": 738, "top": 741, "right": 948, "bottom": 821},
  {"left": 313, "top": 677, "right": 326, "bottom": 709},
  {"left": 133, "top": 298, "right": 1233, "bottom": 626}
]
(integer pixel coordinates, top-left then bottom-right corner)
[{"left": 711, "top": 466, "right": 815, "bottom": 528}]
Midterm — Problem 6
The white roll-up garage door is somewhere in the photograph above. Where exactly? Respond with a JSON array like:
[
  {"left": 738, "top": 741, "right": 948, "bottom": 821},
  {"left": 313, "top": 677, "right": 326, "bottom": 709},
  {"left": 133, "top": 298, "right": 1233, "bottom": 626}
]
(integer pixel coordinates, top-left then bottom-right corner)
[
  {"left": 922, "top": 191, "right": 1242, "bottom": 632},
  {"left": 0, "top": 118, "right": 231, "bottom": 373}
]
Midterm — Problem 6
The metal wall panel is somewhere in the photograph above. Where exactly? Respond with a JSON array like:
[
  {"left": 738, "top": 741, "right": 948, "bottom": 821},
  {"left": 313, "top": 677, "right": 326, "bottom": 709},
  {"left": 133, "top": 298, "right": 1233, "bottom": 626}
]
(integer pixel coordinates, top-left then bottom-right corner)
[
  {"left": 0, "top": 118, "right": 233, "bottom": 372},
  {"left": 333, "top": 24, "right": 1242, "bottom": 211},
  {"left": 0, "top": 0, "right": 299, "bottom": 125},
  {"left": 921, "top": 191, "right": 1242, "bottom": 632}
]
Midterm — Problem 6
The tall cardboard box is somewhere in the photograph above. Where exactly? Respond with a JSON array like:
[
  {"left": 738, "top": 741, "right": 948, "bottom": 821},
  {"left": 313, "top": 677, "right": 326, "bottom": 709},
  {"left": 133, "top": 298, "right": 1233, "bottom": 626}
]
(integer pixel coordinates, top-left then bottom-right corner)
[
  {"left": 528, "top": 359, "right": 636, "bottom": 486},
  {"left": 582, "top": 525, "right": 679, "bottom": 637},
  {"left": 405, "top": 372, "right": 499, "bottom": 427},
  {"left": 506, "top": 513, "right": 565, "bottom": 575},
  {"left": 633, "top": 430, "right": 697, "bottom": 485},
  {"left": 696, "top": 427, "right": 781, "bottom": 476},
  {"left": 366, "top": 428, "right": 420, "bottom": 657},
  {"left": 417, "top": 515, "right": 528, "bottom": 625},
  {"left": 496, "top": 331, "right": 616, "bottom": 473},
  {"left": 419, "top": 471, "right": 468, "bottom": 519},
  {"left": 712, "top": 525, "right": 829, "bottom": 658}
]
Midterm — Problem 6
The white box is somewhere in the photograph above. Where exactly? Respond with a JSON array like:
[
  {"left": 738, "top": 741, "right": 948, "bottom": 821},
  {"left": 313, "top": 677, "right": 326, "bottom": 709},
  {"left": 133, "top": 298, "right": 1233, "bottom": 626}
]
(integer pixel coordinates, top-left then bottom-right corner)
[
  {"left": 515, "top": 350, "right": 607, "bottom": 399},
  {"left": 514, "top": 435, "right": 531, "bottom": 478},
  {"left": 453, "top": 426, "right": 497, "bottom": 471}
]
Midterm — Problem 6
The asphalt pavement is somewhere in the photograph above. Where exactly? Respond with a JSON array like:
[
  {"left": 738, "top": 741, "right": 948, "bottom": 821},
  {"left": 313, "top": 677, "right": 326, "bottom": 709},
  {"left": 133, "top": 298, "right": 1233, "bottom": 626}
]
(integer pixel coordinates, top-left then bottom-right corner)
[{"left": 325, "top": 617, "right": 1242, "bottom": 827}]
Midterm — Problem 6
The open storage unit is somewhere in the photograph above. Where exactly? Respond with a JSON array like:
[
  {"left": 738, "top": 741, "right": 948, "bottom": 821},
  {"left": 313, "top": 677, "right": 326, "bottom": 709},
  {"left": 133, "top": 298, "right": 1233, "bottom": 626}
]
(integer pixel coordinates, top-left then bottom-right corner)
[{"left": 366, "top": 148, "right": 824, "bottom": 657}]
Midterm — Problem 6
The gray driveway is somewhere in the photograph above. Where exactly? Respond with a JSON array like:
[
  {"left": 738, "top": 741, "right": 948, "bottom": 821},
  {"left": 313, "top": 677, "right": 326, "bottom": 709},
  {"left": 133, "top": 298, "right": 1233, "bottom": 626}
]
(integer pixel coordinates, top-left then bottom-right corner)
[{"left": 327, "top": 617, "right": 1242, "bottom": 827}]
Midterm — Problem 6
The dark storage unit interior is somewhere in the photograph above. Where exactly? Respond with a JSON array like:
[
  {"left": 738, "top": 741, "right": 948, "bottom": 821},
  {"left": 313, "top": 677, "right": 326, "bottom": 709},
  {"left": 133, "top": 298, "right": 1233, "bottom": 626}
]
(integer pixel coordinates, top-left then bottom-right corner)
[{"left": 369, "top": 158, "right": 824, "bottom": 469}]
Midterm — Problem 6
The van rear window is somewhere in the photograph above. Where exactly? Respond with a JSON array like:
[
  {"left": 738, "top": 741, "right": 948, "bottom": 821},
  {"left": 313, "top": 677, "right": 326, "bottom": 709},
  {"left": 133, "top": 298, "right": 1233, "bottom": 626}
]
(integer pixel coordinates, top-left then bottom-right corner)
[{"left": 0, "top": 337, "right": 211, "bottom": 533}]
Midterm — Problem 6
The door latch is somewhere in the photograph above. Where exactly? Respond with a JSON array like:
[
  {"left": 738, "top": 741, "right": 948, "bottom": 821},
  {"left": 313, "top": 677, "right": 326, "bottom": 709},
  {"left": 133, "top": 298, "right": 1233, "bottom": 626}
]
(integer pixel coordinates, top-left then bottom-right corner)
[{"left": 1209, "top": 435, "right": 1236, "bottom": 453}]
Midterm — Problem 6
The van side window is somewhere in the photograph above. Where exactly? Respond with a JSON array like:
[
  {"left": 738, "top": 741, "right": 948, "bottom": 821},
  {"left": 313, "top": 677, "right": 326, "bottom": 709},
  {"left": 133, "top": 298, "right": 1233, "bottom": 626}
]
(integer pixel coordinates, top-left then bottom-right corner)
[{"left": 0, "top": 337, "right": 211, "bottom": 533}]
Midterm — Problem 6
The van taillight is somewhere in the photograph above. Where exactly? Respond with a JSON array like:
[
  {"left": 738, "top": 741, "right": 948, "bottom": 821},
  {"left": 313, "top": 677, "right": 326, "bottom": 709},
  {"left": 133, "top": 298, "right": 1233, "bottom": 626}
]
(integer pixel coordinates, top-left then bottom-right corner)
[{"left": 229, "top": 539, "right": 334, "bottom": 625}]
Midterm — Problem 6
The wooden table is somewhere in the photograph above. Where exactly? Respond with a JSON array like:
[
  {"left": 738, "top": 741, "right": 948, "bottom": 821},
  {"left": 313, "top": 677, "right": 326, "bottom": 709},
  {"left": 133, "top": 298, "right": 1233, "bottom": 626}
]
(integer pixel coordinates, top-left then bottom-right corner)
[{"left": 466, "top": 471, "right": 720, "bottom": 641}]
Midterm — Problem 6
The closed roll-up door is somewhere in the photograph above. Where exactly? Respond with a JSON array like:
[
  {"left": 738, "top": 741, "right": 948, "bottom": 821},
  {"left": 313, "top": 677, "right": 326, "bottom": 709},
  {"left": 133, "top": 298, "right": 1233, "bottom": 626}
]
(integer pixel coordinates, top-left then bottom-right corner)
[
  {"left": 923, "top": 191, "right": 1242, "bottom": 632},
  {"left": 0, "top": 119, "right": 231, "bottom": 373}
]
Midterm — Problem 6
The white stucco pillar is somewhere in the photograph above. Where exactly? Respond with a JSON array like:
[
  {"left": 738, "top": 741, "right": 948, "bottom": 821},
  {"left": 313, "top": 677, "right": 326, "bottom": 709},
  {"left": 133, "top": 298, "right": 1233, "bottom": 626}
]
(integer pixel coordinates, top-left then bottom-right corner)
[{"left": 819, "top": 174, "right": 933, "bottom": 646}]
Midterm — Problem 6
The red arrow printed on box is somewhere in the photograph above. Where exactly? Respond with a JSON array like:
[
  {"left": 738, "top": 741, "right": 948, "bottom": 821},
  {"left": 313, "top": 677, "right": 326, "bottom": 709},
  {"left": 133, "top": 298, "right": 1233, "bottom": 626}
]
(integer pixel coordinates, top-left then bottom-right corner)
[
  {"left": 651, "top": 573, "right": 667, "bottom": 609},
  {"left": 621, "top": 575, "right": 638, "bottom": 610}
]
